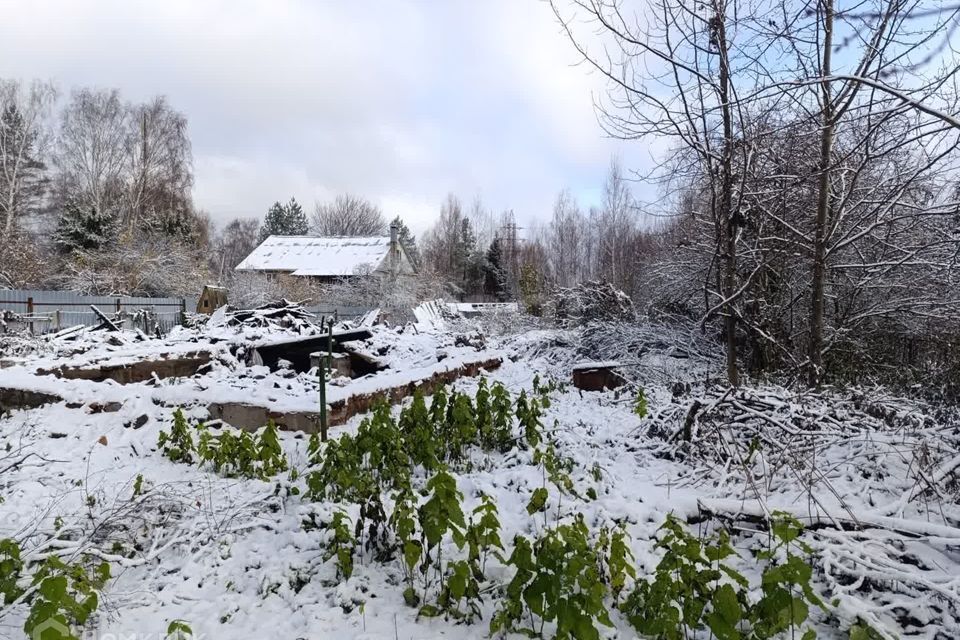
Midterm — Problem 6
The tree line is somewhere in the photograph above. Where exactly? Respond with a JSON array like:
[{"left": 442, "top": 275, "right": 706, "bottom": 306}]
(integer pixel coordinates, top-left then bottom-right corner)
[{"left": 0, "top": 80, "right": 209, "bottom": 296}]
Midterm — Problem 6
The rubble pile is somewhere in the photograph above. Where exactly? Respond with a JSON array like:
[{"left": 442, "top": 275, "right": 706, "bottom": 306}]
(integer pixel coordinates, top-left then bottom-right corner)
[
  {"left": 549, "top": 280, "right": 636, "bottom": 325},
  {"left": 196, "top": 299, "right": 320, "bottom": 333}
]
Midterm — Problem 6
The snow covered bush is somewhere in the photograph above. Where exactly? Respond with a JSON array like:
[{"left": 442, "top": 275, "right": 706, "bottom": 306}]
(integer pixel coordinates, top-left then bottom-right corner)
[
  {"left": 548, "top": 280, "right": 636, "bottom": 327},
  {"left": 57, "top": 231, "right": 210, "bottom": 297},
  {"left": 0, "top": 230, "right": 56, "bottom": 289}
]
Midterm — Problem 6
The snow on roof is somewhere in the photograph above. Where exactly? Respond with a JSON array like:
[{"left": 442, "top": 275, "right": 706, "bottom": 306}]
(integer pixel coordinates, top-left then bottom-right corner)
[{"left": 235, "top": 235, "right": 391, "bottom": 276}]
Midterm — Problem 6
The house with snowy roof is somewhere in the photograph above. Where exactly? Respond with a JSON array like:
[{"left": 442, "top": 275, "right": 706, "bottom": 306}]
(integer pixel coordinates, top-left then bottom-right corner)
[{"left": 235, "top": 223, "right": 417, "bottom": 283}]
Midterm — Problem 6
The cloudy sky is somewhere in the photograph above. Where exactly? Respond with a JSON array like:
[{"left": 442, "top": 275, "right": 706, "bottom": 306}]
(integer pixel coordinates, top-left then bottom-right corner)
[{"left": 0, "top": 0, "right": 653, "bottom": 233}]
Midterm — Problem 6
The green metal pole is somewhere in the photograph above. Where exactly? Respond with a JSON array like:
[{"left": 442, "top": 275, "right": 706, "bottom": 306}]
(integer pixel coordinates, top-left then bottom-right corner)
[
  {"left": 318, "top": 319, "right": 336, "bottom": 441},
  {"left": 319, "top": 354, "right": 328, "bottom": 442}
]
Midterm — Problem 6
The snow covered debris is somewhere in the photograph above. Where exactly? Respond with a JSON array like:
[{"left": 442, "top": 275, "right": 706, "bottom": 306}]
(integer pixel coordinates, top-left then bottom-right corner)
[{"left": 1, "top": 316, "right": 959, "bottom": 640}]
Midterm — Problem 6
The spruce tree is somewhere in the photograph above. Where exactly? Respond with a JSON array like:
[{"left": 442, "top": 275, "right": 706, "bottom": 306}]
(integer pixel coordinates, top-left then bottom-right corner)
[
  {"left": 284, "top": 197, "right": 308, "bottom": 235},
  {"left": 55, "top": 203, "right": 116, "bottom": 253},
  {"left": 390, "top": 215, "right": 421, "bottom": 269},
  {"left": 258, "top": 198, "right": 308, "bottom": 242},
  {"left": 259, "top": 201, "right": 284, "bottom": 242},
  {"left": 484, "top": 237, "right": 509, "bottom": 301}
]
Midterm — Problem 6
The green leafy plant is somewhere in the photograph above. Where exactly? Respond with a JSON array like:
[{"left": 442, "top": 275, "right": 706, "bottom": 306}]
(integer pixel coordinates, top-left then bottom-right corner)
[
  {"left": 490, "top": 381, "right": 515, "bottom": 451},
  {"left": 23, "top": 555, "right": 111, "bottom": 640},
  {"left": 622, "top": 512, "right": 825, "bottom": 640},
  {"left": 389, "top": 487, "right": 422, "bottom": 606},
  {"left": 324, "top": 509, "right": 356, "bottom": 581},
  {"left": 528, "top": 445, "right": 577, "bottom": 525},
  {"left": 621, "top": 514, "right": 747, "bottom": 640},
  {"left": 515, "top": 390, "right": 543, "bottom": 449},
  {"left": 492, "top": 514, "right": 614, "bottom": 640},
  {"left": 165, "top": 619, "right": 194, "bottom": 639},
  {"left": 597, "top": 524, "right": 636, "bottom": 604},
  {"left": 526, "top": 488, "right": 549, "bottom": 519},
  {"left": 465, "top": 493, "right": 504, "bottom": 575},
  {"left": 159, "top": 411, "right": 289, "bottom": 481},
  {"left": 157, "top": 409, "right": 195, "bottom": 464},
  {"left": 435, "top": 559, "right": 482, "bottom": 622},
  {"left": 400, "top": 390, "right": 440, "bottom": 471},
  {"left": 197, "top": 422, "right": 289, "bottom": 480},
  {"left": 0, "top": 538, "right": 24, "bottom": 605},
  {"left": 132, "top": 473, "right": 144, "bottom": 499},
  {"left": 750, "top": 512, "right": 826, "bottom": 639},
  {"left": 633, "top": 387, "right": 648, "bottom": 418},
  {"left": 848, "top": 620, "right": 885, "bottom": 640},
  {"left": 416, "top": 468, "right": 466, "bottom": 614},
  {"left": 442, "top": 392, "right": 477, "bottom": 464}
]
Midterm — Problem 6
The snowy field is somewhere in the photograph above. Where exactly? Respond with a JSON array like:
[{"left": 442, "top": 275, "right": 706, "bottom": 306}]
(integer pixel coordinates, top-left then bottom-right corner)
[{"left": 1, "top": 310, "right": 958, "bottom": 640}]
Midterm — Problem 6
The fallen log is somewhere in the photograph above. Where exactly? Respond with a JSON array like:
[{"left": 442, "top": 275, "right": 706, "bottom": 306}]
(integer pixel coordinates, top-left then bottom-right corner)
[{"left": 695, "top": 497, "right": 960, "bottom": 543}]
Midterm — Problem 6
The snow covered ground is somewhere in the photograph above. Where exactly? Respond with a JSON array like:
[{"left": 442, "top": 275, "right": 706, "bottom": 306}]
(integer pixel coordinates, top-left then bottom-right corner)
[{"left": 1, "top": 313, "right": 958, "bottom": 639}]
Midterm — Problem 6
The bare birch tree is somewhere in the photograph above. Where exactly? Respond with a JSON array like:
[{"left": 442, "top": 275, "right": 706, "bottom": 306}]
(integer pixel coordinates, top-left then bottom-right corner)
[
  {"left": 552, "top": 0, "right": 753, "bottom": 385},
  {"left": 0, "top": 80, "right": 56, "bottom": 235},
  {"left": 56, "top": 88, "right": 128, "bottom": 218},
  {"left": 125, "top": 96, "right": 193, "bottom": 234}
]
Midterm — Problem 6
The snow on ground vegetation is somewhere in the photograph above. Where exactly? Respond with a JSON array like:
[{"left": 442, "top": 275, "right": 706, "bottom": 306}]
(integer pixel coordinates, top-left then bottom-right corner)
[{"left": 1, "top": 306, "right": 958, "bottom": 640}]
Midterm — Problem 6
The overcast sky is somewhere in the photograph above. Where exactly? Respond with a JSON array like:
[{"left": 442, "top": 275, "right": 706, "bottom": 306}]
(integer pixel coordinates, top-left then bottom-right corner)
[{"left": 0, "top": 0, "right": 654, "bottom": 234}]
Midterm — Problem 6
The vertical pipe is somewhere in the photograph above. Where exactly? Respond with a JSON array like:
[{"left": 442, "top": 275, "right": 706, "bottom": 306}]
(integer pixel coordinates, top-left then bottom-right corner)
[
  {"left": 318, "top": 317, "right": 334, "bottom": 441},
  {"left": 319, "top": 354, "right": 327, "bottom": 442}
]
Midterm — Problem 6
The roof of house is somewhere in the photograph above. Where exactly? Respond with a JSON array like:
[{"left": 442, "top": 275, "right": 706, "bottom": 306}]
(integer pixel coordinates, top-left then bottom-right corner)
[{"left": 235, "top": 235, "right": 393, "bottom": 277}]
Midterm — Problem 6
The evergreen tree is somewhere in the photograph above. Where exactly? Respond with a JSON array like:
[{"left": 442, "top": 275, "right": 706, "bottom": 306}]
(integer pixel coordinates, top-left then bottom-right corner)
[
  {"left": 483, "top": 237, "right": 509, "bottom": 301},
  {"left": 56, "top": 203, "right": 116, "bottom": 253},
  {"left": 258, "top": 198, "right": 308, "bottom": 242},
  {"left": 456, "top": 217, "right": 476, "bottom": 281},
  {"left": 258, "top": 201, "right": 284, "bottom": 242},
  {"left": 285, "top": 197, "right": 308, "bottom": 235},
  {"left": 455, "top": 217, "right": 486, "bottom": 297},
  {"left": 390, "top": 215, "right": 421, "bottom": 269}
]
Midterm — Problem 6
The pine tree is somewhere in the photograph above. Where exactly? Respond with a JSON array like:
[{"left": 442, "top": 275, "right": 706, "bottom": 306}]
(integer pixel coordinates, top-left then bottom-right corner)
[
  {"left": 56, "top": 203, "right": 116, "bottom": 253},
  {"left": 456, "top": 217, "right": 476, "bottom": 280},
  {"left": 390, "top": 215, "right": 421, "bottom": 269},
  {"left": 484, "top": 237, "right": 509, "bottom": 301},
  {"left": 284, "top": 197, "right": 308, "bottom": 235},
  {"left": 258, "top": 198, "right": 307, "bottom": 242},
  {"left": 258, "top": 201, "right": 285, "bottom": 242}
]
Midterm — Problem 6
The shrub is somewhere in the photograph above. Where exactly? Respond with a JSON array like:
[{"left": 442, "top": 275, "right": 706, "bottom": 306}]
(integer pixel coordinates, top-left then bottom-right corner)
[
  {"left": 491, "top": 514, "right": 619, "bottom": 640},
  {"left": 158, "top": 411, "right": 289, "bottom": 481},
  {"left": 621, "top": 512, "right": 825, "bottom": 640}
]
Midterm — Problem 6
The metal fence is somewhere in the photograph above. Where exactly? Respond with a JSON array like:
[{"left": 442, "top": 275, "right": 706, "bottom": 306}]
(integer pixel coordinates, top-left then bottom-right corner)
[
  {"left": 304, "top": 304, "right": 375, "bottom": 320},
  {"left": 0, "top": 289, "right": 186, "bottom": 335}
]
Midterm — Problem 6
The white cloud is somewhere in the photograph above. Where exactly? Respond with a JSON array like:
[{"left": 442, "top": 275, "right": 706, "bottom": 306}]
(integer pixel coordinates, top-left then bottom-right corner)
[{"left": 0, "top": 0, "right": 655, "bottom": 231}]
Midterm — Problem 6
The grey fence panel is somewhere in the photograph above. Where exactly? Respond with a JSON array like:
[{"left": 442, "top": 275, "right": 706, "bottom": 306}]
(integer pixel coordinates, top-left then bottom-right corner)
[
  {"left": 0, "top": 289, "right": 186, "bottom": 335},
  {"left": 305, "top": 304, "right": 375, "bottom": 319}
]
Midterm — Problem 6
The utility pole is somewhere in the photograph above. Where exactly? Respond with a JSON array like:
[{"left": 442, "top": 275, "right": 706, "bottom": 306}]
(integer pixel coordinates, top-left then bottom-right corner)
[{"left": 499, "top": 213, "right": 523, "bottom": 297}]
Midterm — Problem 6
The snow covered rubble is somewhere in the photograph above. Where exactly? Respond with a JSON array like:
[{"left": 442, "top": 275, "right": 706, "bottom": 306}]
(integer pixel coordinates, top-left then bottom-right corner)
[
  {"left": 1, "top": 313, "right": 959, "bottom": 638},
  {"left": 0, "top": 304, "right": 501, "bottom": 427}
]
